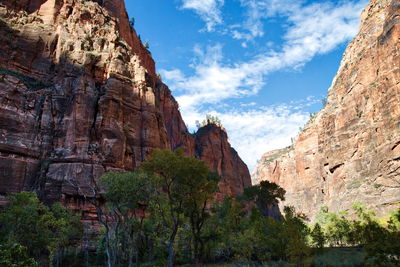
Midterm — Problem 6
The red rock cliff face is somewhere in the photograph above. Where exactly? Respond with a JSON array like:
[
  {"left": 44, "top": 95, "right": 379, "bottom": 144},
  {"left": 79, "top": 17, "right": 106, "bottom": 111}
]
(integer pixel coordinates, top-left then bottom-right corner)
[
  {"left": 254, "top": 0, "right": 400, "bottom": 220},
  {"left": 0, "top": 0, "right": 251, "bottom": 226},
  {"left": 195, "top": 125, "right": 252, "bottom": 199}
]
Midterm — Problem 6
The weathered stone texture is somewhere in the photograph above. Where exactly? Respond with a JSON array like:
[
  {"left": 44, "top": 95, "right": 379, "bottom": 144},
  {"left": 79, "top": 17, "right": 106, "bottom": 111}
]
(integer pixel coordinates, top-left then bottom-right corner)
[
  {"left": 254, "top": 0, "right": 400, "bottom": 220},
  {"left": 195, "top": 125, "right": 252, "bottom": 200},
  {"left": 0, "top": 0, "right": 251, "bottom": 220}
]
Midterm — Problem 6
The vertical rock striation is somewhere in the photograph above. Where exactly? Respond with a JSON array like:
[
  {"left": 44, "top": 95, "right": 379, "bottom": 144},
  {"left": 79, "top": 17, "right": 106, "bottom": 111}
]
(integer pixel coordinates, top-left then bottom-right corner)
[
  {"left": 254, "top": 0, "right": 400, "bottom": 220},
  {"left": 0, "top": 0, "right": 251, "bottom": 230}
]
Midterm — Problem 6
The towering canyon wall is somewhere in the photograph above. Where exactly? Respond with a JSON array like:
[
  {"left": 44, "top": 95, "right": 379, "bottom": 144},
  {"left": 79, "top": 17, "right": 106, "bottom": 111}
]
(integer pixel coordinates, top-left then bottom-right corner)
[
  {"left": 0, "top": 0, "right": 251, "bottom": 224},
  {"left": 254, "top": 0, "right": 400, "bottom": 220}
]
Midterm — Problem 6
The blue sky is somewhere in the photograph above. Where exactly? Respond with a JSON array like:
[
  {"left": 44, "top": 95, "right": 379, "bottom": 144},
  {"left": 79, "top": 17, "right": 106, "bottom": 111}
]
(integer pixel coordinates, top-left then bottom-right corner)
[{"left": 126, "top": 0, "right": 369, "bottom": 171}]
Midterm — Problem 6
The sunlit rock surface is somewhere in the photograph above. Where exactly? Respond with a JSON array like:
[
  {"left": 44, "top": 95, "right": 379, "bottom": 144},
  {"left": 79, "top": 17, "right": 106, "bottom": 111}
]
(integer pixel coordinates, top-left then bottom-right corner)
[
  {"left": 0, "top": 0, "right": 251, "bottom": 234},
  {"left": 254, "top": 0, "right": 400, "bottom": 220}
]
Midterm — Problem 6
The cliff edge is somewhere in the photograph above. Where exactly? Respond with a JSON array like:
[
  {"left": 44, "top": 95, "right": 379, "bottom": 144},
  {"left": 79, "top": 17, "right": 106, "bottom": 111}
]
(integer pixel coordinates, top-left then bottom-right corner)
[
  {"left": 254, "top": 0, "right": 400, "bottom": 220},
  {"left": 0, "top": 0, "right": 251, "bottom": 229}
]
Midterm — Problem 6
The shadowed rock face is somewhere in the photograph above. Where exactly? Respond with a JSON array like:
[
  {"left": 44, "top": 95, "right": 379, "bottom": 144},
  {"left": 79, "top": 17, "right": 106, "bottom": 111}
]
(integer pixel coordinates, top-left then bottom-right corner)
[
  {"left": 254, "top": 0, "right": 400, "bottom": 220},
  {"left": 195, "top": 124, "right": 252, "bottom": 200},
  {"left": 0, "top": 0, "right": 251, "bottom": 231}
]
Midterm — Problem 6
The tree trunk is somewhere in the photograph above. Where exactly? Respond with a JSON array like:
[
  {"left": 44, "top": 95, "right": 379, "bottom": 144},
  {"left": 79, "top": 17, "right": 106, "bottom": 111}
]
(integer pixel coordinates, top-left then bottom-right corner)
[
  {"left": 167, "top": 228, "right": 178, "bottom": 267},
  {"left": 128, "top": 250, "right": 133, "bottom": 267},
  {"left": 105, "top": 229, "right": 115, "bottom": 267},
  {"left": 54, "top": 250, "right": 60, "bottom": 267},
  {"left": 194, "top": 244, "right": 200, "bottom": 267},
  {"left": 105, "top": 245, "right": 112, "bottom": 267},
  {"left": 193, "top": 233, "right": 202, "bottom": 267},
  {"left": 84, "top": 247, "right": 89, "bottom": 267},
  {"left": 199, "top": 238, "right": 205, "bottom": 266},
  {"left": 135, "top": 246, "right": 139, "bottom": 267},
  {"left": 148, "top": 238, "right": 154, "bottom": 262}
]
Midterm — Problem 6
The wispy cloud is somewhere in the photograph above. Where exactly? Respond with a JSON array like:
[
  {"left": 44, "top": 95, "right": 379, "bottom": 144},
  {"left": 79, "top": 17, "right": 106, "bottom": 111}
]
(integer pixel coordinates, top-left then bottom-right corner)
[
  {"left": 164, "top": 1, "right": 366, "bottom": 110},
  {"left": 180, "top": 0, "right": 224, "bottom": 31},
  {"left": 233, "top": 0, "right": 367, "bottom": 45},
  {"left": 180, "top": 99, "right": 319, "bottom": 171},
  {"left": 219, "top": 105, "right": 310, "bottom": 171},
  {"left": 230, "top": 0, "right": 269, "bottom": 44},
  {"left": 166, "top": 0, "right": 368, "bottom": 170},
  {"left": 162, "top": 43, "right": 264, "bottom": 110}
]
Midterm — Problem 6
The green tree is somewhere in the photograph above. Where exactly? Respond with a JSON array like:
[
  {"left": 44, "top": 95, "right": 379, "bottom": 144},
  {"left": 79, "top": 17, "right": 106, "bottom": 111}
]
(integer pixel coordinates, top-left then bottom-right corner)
[
  {"left": 351, "top": 203, "right": 400, "bottom": 265},
  {"left": 310, "top": 223, "right": 325, "bottom": 251},
  {"left": 316, "top": 202, "right": 400, "bottom": 265},
  {"left": 241, "top": 180, "right": 285, "bottom": 217},
  {"left": 203, "top": 197, "right": 249, "bottom": 261},
  {"left": 182, "top": 171, "right": 220, "bottom": 266},
  {"left": 234, "top": 208, "right": 281, "bottom": 262},
  {"left": 0, "top": 243, "right": 38, "bottom": 267},
  {"left": 281, "top": 206, "right": 311, "bottom": 265},
  {"left": 0, "top": 192, "right": 82, "bottom": 265},
  {"left": 48, "top": 202, "right": 83, "bottom": 266},
  {"left": 316, "top": 206, "right": 353, "bottom": 246},
  {"left": 129, "top": 17, "right": 135, "bottom": 27},
  {"left": 142, "top": 149, "right": 218, "bottom": 267},
  {"left": 200, "top": 114, "right": 223, "bottom": 128},
  {"left": 99, "top": 170, "right": 156, "bottom": 267},
  {"left": 385, "top": 208, "right": 400, "bottom": 265}
]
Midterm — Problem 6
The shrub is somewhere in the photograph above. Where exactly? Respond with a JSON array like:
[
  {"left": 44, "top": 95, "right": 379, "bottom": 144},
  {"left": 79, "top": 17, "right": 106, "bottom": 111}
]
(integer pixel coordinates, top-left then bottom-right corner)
[
  {"left": 0, "top": 192, "right": 82, "bottom": 265},
  {"left": 0, "top": 243, "right": 38, "bottom": 267},
  {"left": 0, "top": 68, "right": 50, "bottom": 91}
]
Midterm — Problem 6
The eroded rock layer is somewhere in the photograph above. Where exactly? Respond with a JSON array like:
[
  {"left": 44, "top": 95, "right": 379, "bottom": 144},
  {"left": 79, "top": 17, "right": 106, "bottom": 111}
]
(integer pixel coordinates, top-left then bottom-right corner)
[
  {"left": 254, "top": 0, "right": 400, "bottom": 220},
  {"left": 0, "top": 0, "right": 251, "bottom": 230}
]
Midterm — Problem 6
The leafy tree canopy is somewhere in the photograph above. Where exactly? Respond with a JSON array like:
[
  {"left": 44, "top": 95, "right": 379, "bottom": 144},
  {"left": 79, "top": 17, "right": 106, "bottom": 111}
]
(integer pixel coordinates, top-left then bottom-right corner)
[
  {"left": 241, "top": 180, "right": 285, "bottom": 217},
  {"left": 142, "top": 148, "right": 220, "bottom": 266},
  {"left": 0, "top": 192, "right": 82, "bottom": 264},
  {"left": 0, "top": 243, "right": 38, "bottom": 267}
]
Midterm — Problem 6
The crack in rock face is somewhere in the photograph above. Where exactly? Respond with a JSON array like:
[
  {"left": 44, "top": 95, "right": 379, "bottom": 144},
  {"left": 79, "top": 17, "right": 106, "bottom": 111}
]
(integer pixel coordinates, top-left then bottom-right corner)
[{"left": 0, "top": 0, "right": 251, "bottom": 232}]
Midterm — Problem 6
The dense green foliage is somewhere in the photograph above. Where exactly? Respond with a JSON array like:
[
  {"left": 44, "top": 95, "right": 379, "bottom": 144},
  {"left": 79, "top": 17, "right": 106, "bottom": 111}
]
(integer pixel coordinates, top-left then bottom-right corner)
[
  {"left": 98, "top": 171, "right": 156, "bottom": 267},
  {"left": 199, "top": 199, "right": 311, "bottom": 265},
  {"left": 0, "top": 192, "right": 82, "bottom": 266},
  {"left": 93, "top": 151, "right": 316, "bottom": 266},
  {"left": 241, "top": 180, "right": 285, "bottom": 217},
  {"left": 96, "top": 157, "right": 400, "bottom": 267},
  {"left": 0, "top": 243, "right": 38, "bottom": 267},
  {"left": 1, "top": 152, "right": 399, "bottom": 267},
  {"left": 95, "top": 149, "right": 220, "bottom": 267},
  {"left": 314, "top": 202, "right": 400, "bottom": 266},
  {"left": 142, "top": 149, "right": 220, "bottom": 267}
]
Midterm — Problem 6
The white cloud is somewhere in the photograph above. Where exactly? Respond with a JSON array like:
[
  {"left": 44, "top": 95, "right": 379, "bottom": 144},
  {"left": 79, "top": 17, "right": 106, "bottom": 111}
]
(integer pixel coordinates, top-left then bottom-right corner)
[
  {"left": 180, "top": 0, "right": 224, "bottom": 31},
  {"left": 219, "top": 106, "right": 309, "bottom": 171},
  {"left": 164, "top": 0, "right": 366, "bottom": 110},
  {"left": 165, "top": 0, "right": 368, "bottom": 170},
  {"left": 233, "top": 0, "right": 367, "bottom": 44},
  {"left": 180, "top": 100, "right": 318, "bottom": 171},
  {"left": 162, "top": 43, "right": 265, "bottom": 110},
  {"left": 231, "top": 0, "right": 270, "bottom": 43}
]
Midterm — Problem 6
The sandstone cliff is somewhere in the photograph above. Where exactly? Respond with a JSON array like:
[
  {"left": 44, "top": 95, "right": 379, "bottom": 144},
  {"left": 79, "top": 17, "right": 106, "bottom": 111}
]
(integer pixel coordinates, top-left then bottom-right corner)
[
  {"left": 0, "top": 0, "right": 251, "bottom": 228},
  {"left": 254, "top": 0, "right": 400, "bottom": 220}
]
